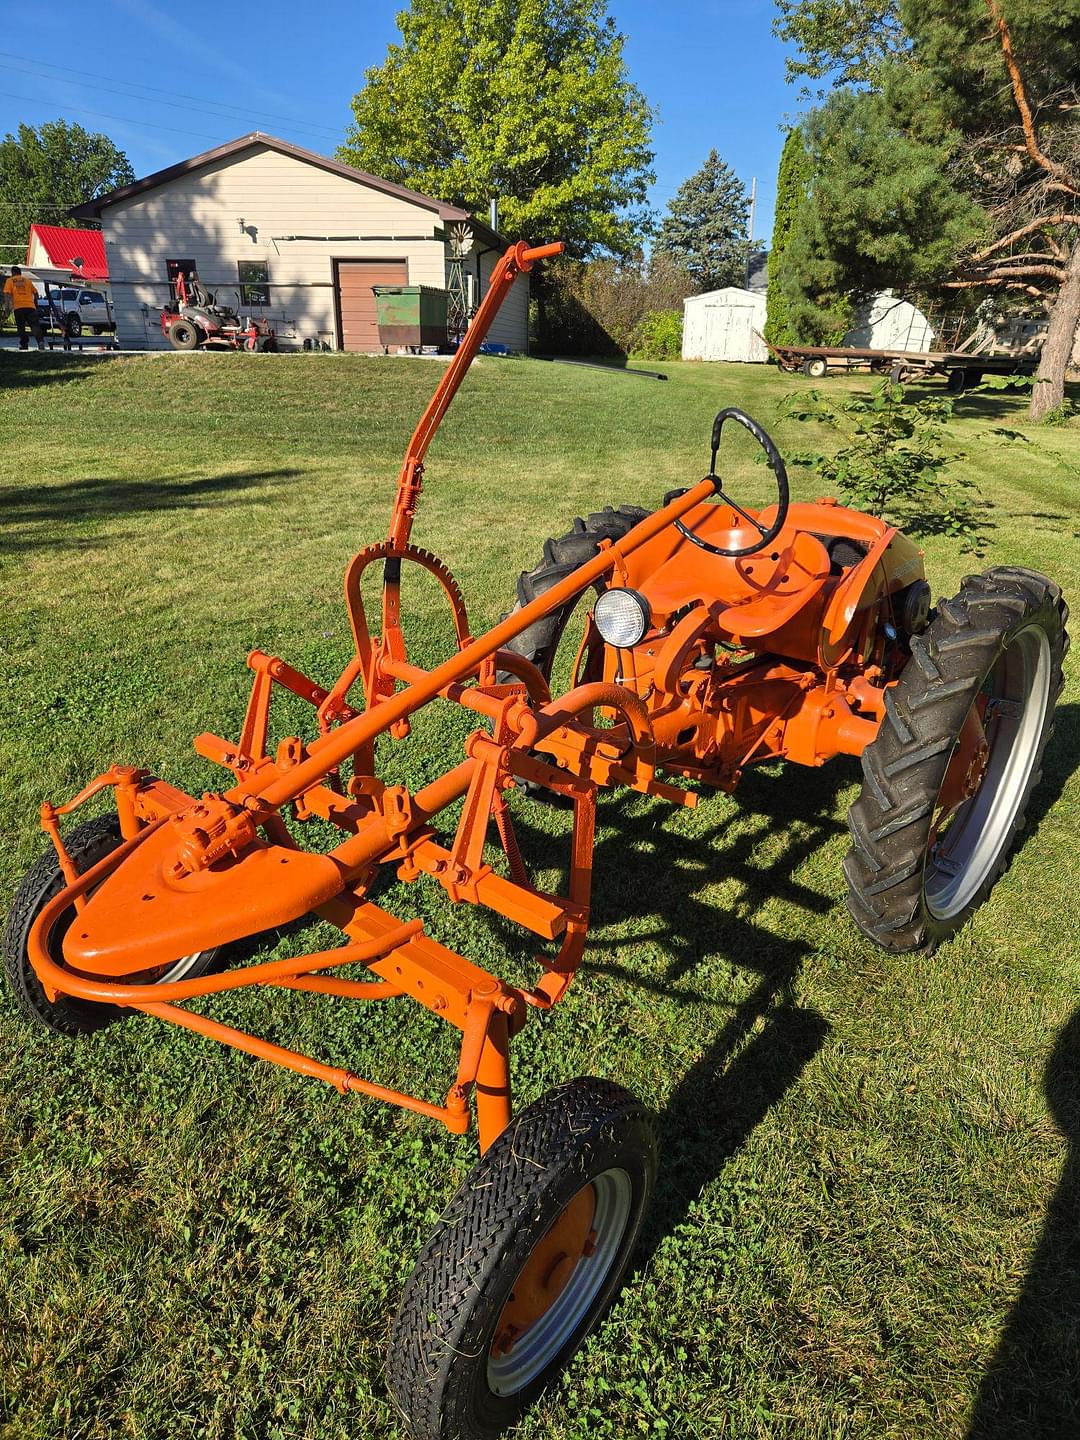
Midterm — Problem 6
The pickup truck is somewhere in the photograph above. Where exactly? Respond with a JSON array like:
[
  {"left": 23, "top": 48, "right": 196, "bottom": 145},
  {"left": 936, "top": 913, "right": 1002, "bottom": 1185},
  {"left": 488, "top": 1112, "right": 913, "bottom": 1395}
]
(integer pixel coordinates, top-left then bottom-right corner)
[{"left": 38, "top": 287, "right": 115, "bottom": 336}]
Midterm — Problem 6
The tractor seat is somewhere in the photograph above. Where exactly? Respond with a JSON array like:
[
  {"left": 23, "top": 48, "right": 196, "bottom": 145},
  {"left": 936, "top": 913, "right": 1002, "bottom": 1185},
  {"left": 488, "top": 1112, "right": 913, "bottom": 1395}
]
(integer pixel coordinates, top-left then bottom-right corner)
[
  {"left": 711, "top": 527, "right": 831, "bottom": 639},
  {"left": 644, "top": 520, "right": 832, "bottom": 640},
  {"left": 655, "top": 505, "right": 833, "bottom": 640}
]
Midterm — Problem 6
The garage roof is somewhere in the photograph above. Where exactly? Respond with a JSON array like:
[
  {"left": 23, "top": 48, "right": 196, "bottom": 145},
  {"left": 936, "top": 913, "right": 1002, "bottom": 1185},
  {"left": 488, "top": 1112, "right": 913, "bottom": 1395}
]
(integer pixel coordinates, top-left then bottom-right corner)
[{"left": 70, "top": 132, "right": 504, "bottom": 247}]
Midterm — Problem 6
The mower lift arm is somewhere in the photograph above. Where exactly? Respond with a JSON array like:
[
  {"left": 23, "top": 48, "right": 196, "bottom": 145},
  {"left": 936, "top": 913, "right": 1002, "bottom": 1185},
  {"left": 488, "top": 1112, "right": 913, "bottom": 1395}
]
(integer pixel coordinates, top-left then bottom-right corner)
[{"left": 388, "top": 240, "right": 564, "bottom": 550}]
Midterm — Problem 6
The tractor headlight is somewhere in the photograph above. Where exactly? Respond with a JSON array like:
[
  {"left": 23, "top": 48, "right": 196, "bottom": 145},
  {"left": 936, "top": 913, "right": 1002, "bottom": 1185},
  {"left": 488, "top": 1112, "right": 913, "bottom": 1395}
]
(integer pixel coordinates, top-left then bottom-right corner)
[{"left": 593, "top": 588, "right": 651, "bottom": 648}]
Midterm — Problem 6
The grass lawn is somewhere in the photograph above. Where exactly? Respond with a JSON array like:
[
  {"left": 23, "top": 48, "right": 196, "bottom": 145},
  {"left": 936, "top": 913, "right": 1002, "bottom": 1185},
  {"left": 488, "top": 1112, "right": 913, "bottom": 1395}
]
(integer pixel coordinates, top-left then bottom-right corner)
[{"left": 1, "top": 350, "right": 1078, "bottom": 1440}]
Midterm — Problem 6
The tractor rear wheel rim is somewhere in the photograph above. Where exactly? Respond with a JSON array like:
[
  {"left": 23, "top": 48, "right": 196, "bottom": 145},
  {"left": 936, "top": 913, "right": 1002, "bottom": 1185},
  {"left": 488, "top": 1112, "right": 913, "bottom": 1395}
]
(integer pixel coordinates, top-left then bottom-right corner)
[
  {"left": 924, "top": 623, "right": 1051, "bottom": 920},
  {"left": 485, "top": 1167, "right": 632, "bottom": 1397}
]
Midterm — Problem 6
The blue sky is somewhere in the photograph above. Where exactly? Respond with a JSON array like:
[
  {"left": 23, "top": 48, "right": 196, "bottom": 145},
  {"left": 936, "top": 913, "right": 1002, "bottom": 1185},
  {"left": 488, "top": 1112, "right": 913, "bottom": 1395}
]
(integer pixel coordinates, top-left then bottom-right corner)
[{"left": 2, "top": 0, "right": 798, "bottom": 245}]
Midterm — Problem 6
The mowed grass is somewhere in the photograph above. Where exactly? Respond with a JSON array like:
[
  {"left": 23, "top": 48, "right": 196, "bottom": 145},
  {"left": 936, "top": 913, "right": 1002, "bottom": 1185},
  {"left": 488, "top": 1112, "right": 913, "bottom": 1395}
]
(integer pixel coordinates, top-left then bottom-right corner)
[{"left": 1, "top": 349, "right": 1078, "bottom": 1440}]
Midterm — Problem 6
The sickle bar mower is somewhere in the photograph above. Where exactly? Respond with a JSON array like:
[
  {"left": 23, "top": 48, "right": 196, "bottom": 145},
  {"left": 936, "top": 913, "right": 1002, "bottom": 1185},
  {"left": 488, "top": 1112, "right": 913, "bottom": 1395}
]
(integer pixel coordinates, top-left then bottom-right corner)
[{"left": 5, "top": 239, "right": 1067, "bottom": 1440}]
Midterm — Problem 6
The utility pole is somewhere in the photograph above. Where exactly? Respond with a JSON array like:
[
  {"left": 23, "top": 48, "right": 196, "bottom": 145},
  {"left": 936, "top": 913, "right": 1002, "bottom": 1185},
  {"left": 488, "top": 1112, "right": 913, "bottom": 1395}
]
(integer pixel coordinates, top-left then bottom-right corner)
[{"left": 745, "top": 176, "right": 757, "bottom": 289}]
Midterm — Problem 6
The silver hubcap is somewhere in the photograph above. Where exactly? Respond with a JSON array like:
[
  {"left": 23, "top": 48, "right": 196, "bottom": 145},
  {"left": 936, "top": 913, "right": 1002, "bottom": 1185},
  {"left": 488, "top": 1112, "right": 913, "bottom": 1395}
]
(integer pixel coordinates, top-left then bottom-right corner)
[
  {"left": 486, "top": 1167, "right": 632, "bottom": 1397},
  {"left": 924, "top": 623, "right": 1051, "bottom": 920}
]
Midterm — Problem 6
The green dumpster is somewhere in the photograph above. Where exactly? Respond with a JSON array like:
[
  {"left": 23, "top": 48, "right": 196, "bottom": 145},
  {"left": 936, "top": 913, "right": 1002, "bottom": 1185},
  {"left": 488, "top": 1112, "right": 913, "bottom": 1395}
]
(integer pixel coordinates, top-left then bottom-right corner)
[{"left": 372, "top": 285, "right": 448, "bottom": 351}]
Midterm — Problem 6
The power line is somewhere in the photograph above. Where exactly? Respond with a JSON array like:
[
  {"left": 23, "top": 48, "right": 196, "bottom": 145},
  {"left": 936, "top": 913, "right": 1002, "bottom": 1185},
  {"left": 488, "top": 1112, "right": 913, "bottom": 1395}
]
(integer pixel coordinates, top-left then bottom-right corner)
[
  {"left": 0, "top": 49, "right": 343, "bottom": 142},
  {"left": 0, "top": 89, "right": 227, "bottom": 141}
]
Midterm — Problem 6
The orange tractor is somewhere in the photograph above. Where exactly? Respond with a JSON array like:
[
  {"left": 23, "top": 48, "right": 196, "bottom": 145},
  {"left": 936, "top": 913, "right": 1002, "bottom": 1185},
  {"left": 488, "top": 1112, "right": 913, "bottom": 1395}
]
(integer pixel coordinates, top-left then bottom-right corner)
[{"left": 4, "top": 241, "right": 1067, "bottom": 1440}]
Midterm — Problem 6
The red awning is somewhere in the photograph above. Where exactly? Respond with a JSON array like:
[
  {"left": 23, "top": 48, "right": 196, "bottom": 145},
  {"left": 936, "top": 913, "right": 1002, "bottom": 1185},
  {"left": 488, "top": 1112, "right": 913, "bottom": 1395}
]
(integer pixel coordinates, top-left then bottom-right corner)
[{"left": 26, "top": 225, "right": 108, "bottom": 282}]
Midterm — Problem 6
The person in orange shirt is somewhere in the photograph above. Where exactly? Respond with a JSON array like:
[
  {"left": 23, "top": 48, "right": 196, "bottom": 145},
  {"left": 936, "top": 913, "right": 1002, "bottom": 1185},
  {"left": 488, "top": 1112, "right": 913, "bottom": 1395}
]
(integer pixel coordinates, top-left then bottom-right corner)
[{"left": 2, "top": 266, "right": 45, "bottom": 351}]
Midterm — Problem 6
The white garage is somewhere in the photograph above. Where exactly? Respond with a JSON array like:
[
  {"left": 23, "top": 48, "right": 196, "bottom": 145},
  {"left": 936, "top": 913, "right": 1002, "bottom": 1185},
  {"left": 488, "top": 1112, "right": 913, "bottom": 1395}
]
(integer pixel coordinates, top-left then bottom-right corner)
[
  {"left": 682, "top": 287, "right": 768, "bottom": 363},
  {"left": 72, "top": 132, "right": 528, "bottom": 353}
]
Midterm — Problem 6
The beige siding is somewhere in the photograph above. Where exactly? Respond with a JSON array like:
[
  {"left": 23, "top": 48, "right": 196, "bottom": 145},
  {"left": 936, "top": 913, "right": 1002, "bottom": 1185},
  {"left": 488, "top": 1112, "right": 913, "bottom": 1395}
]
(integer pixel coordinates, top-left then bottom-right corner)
[
  {"left": 102, "top": 144, "right": 449, "bottom": 350},
  {"left": 476, "top": 247, "right": 530, "bottom": 351}
]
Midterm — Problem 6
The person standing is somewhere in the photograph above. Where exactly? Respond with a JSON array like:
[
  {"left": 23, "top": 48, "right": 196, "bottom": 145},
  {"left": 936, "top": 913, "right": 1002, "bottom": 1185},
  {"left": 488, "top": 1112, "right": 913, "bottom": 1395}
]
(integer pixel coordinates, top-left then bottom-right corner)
[{"left": 2, "top": 266, "right": 45, "bottom": 351}]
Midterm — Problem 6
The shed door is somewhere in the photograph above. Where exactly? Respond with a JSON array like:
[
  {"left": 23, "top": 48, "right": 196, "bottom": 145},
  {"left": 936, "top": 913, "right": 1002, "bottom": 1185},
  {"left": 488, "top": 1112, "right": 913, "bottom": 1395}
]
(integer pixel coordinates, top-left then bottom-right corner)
[
  {"left": 336, "top": 260, "right": 408, "bottom": 351},
  {"left": 708, "top": 306, "right": 753, "bottom": 361}
]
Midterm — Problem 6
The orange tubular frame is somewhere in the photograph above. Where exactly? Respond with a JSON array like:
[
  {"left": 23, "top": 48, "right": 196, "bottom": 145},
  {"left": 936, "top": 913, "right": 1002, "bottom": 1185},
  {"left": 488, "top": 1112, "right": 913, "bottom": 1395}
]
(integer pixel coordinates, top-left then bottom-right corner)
[
  {"left": 25, "top": 240, "right": 702, "bottom": 1156},
  {"left": 26, "top": 238, "right": 910, "bottom": 1157}
]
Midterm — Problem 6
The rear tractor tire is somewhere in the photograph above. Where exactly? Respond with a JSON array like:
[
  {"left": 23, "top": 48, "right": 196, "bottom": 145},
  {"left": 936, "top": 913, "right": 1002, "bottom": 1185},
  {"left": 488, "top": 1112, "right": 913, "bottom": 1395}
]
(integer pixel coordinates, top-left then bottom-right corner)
[
  {"left": 387, "top": 1077, "right": 656, "bottom": 1440},
  {"left": 3, "top": 815, "right": 218, "bottom": 1037},
  {"left": 844, "top": 567, "right": 1067, "bottom": 952}
]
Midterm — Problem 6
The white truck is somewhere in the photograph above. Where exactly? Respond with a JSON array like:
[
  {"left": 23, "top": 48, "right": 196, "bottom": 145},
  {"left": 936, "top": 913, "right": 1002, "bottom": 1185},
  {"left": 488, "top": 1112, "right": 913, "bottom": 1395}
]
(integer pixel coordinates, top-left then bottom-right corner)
[{"left": 38, "top": 285, "right": 115, "bottom": 336}]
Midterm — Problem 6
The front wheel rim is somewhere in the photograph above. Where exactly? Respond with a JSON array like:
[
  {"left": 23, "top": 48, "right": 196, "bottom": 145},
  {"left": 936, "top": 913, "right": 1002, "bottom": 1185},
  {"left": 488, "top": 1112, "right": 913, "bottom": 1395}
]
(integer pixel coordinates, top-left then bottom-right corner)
[
  {"left": 924, "top": 623, "right": 1052, "bottom": 920},
  {"left": 486, "top": 1167, "right": 632, "bottom": 1397}
]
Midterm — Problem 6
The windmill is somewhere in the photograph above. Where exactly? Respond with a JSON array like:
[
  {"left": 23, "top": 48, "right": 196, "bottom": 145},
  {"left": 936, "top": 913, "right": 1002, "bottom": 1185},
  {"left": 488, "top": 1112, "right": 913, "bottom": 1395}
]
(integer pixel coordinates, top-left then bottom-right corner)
[{"left": 446, "top": 222, "right": 472, "bottom": 343}]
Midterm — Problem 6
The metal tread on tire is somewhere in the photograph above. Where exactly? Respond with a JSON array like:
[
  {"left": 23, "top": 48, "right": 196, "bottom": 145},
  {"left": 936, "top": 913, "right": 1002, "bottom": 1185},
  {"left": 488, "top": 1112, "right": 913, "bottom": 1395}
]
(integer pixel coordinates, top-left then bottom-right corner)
[
  {"left": 386, "top": 1076, "right": 656, "bottom": 1440},
  {"left": 501, "top": 505, "right": 650, "bottom": 680},
  {"left": 3, "top": 815, "right": 218, "bottom": 1037},
  {"left": 844, "top": 566, "right": 1068, "bottom": 953}
]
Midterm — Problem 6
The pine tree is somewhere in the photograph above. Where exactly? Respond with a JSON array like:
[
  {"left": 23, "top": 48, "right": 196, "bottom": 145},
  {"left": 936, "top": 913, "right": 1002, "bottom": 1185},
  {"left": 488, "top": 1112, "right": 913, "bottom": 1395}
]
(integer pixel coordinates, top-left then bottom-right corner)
[
  {"left": 764, "top": 128, "right": 812, "bottom": 346},
  {"left": 653, "top": 151, "right": 748, "bottom": 293}
]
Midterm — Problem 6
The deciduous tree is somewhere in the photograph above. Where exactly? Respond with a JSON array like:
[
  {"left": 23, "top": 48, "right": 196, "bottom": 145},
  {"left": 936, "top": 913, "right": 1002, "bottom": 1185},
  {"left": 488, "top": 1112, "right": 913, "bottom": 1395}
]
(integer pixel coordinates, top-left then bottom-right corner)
[
  {"left": 0, "top": 120, "right": 133, "bottom": 254},
  {"left": 773, "top": 0, "right": 907, "bottom": 93},
  {"left": 338, "top": 0, "right": 654, "bottom": 257}
]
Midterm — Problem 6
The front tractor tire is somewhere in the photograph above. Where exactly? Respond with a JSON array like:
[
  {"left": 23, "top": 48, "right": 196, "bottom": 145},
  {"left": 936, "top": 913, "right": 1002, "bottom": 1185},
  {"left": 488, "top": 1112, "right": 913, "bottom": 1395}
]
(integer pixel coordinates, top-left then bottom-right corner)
[
  {"left": 3, "top": 816, "right": 218, "bottom": 1037},
  {"left": 387, "top": 1078, "right": 656, "bottom": 1440},
  {"left": 503, "top": 505, "right": 649, "bottom": 681},
  {"left": 845, "top": 567, "right": 1067, "bottom": 952}
]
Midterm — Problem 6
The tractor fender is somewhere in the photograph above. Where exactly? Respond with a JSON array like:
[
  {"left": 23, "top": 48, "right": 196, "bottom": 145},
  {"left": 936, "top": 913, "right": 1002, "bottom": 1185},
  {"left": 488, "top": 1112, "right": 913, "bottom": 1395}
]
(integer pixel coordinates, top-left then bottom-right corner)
[{"left": 818, "top": 529, "right": 924, "bottom": 667}]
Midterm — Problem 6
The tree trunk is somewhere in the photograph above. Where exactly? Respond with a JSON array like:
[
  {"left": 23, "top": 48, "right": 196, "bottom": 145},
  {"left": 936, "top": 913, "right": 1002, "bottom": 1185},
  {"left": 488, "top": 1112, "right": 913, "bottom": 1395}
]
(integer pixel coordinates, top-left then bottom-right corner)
[{"left": 1030, "top": 238, "right": 1080, "bottom": 421}]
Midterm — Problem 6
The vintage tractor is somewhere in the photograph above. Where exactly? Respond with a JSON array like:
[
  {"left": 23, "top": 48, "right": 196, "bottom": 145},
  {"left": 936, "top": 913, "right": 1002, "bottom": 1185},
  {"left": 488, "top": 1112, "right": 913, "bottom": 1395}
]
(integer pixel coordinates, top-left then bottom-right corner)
[
  {"left": 4, "top": 241, "right": 1067, "bottom": 1440},
  {"left": 161, "top": 268, "right": 276, "bottom": 351}
]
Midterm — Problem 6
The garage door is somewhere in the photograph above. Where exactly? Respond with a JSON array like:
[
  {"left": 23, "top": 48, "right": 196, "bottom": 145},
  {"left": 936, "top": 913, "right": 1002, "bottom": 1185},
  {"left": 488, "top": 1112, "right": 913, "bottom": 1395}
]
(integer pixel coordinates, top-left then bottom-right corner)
[{"left": 336, "top": 260, "right": 408, "bottom": 351}]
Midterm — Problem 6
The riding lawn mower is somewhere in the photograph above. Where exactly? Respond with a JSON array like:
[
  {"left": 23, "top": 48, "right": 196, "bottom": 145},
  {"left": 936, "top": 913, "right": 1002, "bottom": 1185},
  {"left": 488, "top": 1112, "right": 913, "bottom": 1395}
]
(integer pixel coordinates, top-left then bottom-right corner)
[
  {"left": 4, "top": 239, "right": 1068, "bottom": 1440},
  {"left": 161, "top": 268, "right": 276, "bottom": 351}
]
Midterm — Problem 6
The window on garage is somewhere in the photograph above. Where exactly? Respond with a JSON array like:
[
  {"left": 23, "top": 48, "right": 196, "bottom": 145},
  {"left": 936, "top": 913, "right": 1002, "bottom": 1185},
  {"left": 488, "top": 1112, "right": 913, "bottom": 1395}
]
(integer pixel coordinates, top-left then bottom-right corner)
[{"left": 238, "top": 260, "right": 270, "bottom": 307}]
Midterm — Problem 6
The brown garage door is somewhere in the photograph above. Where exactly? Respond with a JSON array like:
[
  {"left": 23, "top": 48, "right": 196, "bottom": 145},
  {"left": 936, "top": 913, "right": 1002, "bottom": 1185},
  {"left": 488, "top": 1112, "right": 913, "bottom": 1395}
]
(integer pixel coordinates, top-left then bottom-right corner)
[{"left": 336, "top": 259, "right": 408, "bottom": 351}]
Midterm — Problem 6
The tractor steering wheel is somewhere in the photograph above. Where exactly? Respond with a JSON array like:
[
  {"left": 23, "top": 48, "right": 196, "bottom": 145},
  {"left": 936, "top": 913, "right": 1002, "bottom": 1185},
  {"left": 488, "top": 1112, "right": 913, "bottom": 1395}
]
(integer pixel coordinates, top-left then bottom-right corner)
[{"left": 674, "top": 408, "right": 790, "bottom": 559}]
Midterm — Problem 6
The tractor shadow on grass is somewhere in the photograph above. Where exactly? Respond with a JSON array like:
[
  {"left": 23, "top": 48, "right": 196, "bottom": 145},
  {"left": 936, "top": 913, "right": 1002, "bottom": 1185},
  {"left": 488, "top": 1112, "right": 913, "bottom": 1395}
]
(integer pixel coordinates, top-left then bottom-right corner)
[
  {"left": 965, "top": 700, "right": 1080, "bottom": 1439},
  {"left": 508, "top": 756, "right": 848, "bottom": 1264},
  {"left": 966, "top": 1009, "right": 1080, "bottom": 1439},
  {"left": 0, "top": 467, "right": 306, "bottom": 556}
]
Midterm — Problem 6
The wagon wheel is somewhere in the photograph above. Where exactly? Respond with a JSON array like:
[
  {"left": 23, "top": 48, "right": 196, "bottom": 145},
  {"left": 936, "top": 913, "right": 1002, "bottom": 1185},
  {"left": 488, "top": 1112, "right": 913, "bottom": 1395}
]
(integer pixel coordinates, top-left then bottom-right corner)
[
  {"left": 801, "top": 356, "right": 827, "bottom": 379},
  {"left": 3, "top": 816, "right": 218, "bottom": 1037},
  {"left": 945, "top": 368, "right": 968, "bottom": 394},
  {"left": 387, "top": 1077, "right": 656, "bottom": 1440},
  {"left": 845, "top": 567, "right": 1068, "bottom": 952}
]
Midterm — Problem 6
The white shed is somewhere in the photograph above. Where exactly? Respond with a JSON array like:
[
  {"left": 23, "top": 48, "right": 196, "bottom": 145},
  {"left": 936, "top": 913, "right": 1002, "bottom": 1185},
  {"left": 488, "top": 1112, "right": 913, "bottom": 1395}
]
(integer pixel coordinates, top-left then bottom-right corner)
[
  {"left": 682, "top": 287, "right": 768, "bottom": 362},
  {"left": 72, "top": 133, "right": 526, "bottom": 353},
  {"left": 844, "top": 293, "right": 934, "bottom": 352}
]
